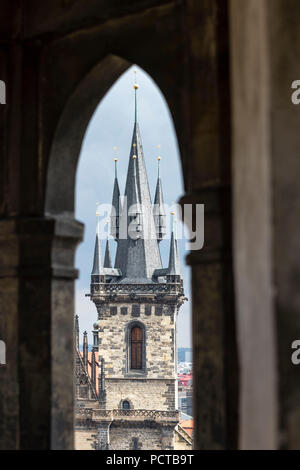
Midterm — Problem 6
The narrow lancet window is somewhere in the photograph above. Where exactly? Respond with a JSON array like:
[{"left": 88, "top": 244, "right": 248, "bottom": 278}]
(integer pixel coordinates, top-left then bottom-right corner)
[{"left": 130, "top": 326, "right": 143, "bottom": 370}]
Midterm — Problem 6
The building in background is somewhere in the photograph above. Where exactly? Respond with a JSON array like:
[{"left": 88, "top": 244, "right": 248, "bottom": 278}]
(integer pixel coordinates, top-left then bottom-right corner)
[
  {"left": 74, "top": 80, "right": 191, "bottom": 450},
  {"left": 178, "top": 347, "right": 192, "bottom": 363}
]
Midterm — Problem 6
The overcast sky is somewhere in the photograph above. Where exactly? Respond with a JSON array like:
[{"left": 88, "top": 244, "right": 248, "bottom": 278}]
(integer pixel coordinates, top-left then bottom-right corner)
[{"left": 75, "top": 65, "right": 191, "bottom": 348}]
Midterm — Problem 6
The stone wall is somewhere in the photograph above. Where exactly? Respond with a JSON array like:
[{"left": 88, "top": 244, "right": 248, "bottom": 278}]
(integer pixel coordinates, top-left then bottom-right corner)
[
  {"left": 109, "top": 424, "right": 174, "bottom": 450},
  {"left": 75, "top": 422, "right": 180, "bottom": 450},
  {"left": 97, "top": 301, "right": 177, "bottom": 414},
  {"left": 105, "top": 378, "right": 176, "bottom": 411},
  {"left": 74, "top": 430, "right": 97, "bottom": 450},
  {"left": 98, "top": 302, "right": 176, "bottom": 379}
]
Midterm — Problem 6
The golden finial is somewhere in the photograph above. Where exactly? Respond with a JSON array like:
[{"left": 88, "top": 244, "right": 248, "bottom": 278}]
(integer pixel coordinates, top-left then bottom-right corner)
[
  {"left": 132, "top": 155, "right": 137, "bottom": 159},
  {"left": 170, "top": 211, "right": 175, "bottom": 232},
  {"left": 157, "top": 146, "right": 162, "bottom": 177},
  {"left": 133, "top": 69, "right": 139, "bottom": 90},
  {"left": 157, "top": 146, "right": 161, "bottom": 162},
  {"left": 133, "top": 143, "right": 136, "bottom": 147},
  {"left": 113, "top": 148, "right": 118, "bottom": 177},
  {"left": 113, "top": 146, "right": 118, "bottom": 166}
]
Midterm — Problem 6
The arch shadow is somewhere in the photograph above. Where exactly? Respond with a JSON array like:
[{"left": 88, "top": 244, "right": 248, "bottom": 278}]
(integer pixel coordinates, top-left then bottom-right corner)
[{"left": 45, "top": 54, "right": 130, "bottom": 216}]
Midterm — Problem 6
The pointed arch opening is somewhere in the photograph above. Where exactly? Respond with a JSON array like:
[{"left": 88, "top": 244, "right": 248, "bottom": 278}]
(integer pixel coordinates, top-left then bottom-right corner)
[
  {"left": 73, "top": 63, "right": 191, "bottom": 349},
  {"left": 125, "top": 320, "right": 147, "bottom": 375},
  {"left": 130, "top": 326, "right": 143, "bottom": 370},
  {"left": 69, "top": 61, "right": 192, "bottom": 449}
]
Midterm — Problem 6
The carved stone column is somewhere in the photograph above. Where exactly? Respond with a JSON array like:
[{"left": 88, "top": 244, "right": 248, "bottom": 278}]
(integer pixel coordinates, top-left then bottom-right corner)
[
  {"left": 178, "top": 0, "right": 239, "bottom": 450},
  {"left": 231, "top": 0, "right": 300, "bottom": 450},
  {"left": 0, "top": 216, "right": 83, "bottom": 449}
]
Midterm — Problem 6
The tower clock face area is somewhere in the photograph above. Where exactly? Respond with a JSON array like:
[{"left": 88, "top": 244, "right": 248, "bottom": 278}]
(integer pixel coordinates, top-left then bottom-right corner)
[{"left": 74, "top": 67, "right": 191, "bottom": 451}]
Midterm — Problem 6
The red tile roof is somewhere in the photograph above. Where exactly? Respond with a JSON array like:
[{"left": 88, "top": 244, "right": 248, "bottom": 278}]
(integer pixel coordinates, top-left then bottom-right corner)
[{"left": 180, "top": 419, "right": 193, "bottom": 437}]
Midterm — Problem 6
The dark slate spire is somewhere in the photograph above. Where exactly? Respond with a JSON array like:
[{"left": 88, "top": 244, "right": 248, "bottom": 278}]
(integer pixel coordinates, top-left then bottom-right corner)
[
  {"left": 91, "top": 350, "right": 96, "bottom": 390},
  {"left": 153, "top": 156, "right": 166, "bottom": 241},
  {"left": 110, "top": 157, "right": 121, "bottom": 240},
  {"left": 91, "top": 217, "right": 122, "bottom": 282},
  {"left": 114, "top": 74, "right": 162, "bottom": 282},
  {"left": 167, "top": 213, "right": 181, "bottom": 276},
  {"left": 74, "top": 315, "right": 79, "bottom": 350},
  {"left": 104, "top": 237, "right": 112, "bottom": 268},
  {"left": 128, "top": 154, "right": 142, "bottom": 240},
  {"left": 91, "top": 225, "right": 102, "bottom": 276},
  {"left": 174, "top": 219, "right": 181, "bottom": 273},
  {"left": 83, "top": 331, "right": 88, "bottom": 372}
]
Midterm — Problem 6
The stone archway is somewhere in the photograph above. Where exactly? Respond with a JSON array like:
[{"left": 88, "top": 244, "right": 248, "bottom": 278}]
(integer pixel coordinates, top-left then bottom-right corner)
[
  {"left": 45, "top": 55, "right": 130, "bottom": 216},
  {"left": 0, "top": 0, "right": 238, "bottom": 450},
  {"left": 44, "top": 54, "right": 131, "bottom": 449}
]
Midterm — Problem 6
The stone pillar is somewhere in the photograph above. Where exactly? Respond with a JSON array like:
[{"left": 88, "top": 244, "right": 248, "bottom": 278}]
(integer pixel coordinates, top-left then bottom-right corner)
[
  {"left": 181, "top": 189, "right": 238, "bottom": 450},
  {"left": 98, "top": 357, "right": 106, "bottom": 409},
  {"left": 83, "top": 331, "right": 88, "bottom": 372},
  {"left": 179, "top": 0, "right": 239, "bottom": 450},
  {"left": 230, "top": 0, "right": 300, "bottom": 450},
  {"left": 91, "top": 350, "right": 96, "bottom": 390},
  {"left": 74, "top": 315, "right": 79, "bottom": 351},
  {"left": 230, "top": 0, "right": 277, "bottom": 450},
  {"left": 0, "top": 216, "right": 83, "bottom": 450},
  {"left": 0, "top": 220, "right": 20, "bottom": 450},
  {"left": 96, "top": 422, "right": 111, "bottom": 450},
  {"left": 92, "top": 323, "right": 99, "bottom": 352}
]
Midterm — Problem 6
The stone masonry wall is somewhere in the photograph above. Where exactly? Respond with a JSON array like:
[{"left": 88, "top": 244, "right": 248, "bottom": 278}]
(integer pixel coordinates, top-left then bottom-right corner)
[
  {"left": 75, "top": 430, "right": 97, "bottom": 450},
  {"left": 97, "top": 302, "right": 177, "bottom": 378},
  {"left": 105, "top": 378, "right": 176, "bottom": 410},
  {"left": 109, "top": 424, "right": 174, "bottom": 450},
  {"left": 96, "top": 302, "right": 177, "bottom": 412}
]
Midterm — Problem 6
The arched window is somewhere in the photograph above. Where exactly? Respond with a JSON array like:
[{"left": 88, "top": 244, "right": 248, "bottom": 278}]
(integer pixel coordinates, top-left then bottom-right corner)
[
  {"left": 122, "top": 400, "right": 130, "bottom": 410},
  {"left": 130, "top": 326, "right": 143, "bottom": 370},
  {"left": 125, "top": 322, "right": 146, "bottom": 374},
  {"left": 132, "top": 438, "right": 139, "bottom": 450}
]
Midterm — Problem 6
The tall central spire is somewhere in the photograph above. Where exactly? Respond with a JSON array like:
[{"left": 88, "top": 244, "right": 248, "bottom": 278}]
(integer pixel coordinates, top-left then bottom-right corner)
[{"left": 114, "top": 71, "right": 162, "bottom": 281}]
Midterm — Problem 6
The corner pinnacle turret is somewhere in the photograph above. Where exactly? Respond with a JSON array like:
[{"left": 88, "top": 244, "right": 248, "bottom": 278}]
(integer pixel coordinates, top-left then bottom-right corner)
[
  {"left": 91, "top": 218, "right": 102, "bottom": 277},
  {"left": 153, "top": 151, "right": 166, "bottom": 241},
  {"left": 110, "top": 153, "right": 121, "bottom": 240}
]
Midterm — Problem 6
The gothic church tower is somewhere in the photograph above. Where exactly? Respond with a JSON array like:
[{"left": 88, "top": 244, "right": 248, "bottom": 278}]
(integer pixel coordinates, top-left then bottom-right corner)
[{"left": 88, "top": 76, "right": 185, "bottom": 450}]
